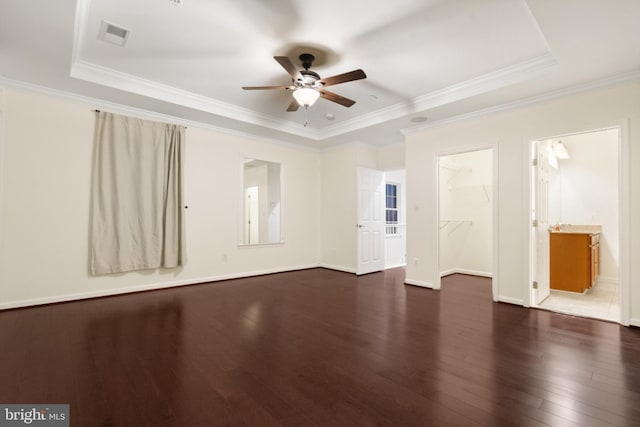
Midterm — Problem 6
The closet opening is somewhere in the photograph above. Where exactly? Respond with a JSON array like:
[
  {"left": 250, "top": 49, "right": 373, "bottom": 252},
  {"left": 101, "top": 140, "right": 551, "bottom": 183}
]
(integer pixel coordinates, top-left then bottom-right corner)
[{"left": 437, "top": 148, "right": 495, "bottom": 297}]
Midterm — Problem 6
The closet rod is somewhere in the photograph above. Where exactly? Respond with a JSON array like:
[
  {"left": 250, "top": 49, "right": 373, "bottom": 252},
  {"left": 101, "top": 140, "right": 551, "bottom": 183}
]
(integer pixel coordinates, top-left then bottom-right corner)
[
  {"left": 447, "top": 220, "right": 471, "bottom": 235},
  {"left": 439, "top": 219, "right": 472, "bottom": 231}
]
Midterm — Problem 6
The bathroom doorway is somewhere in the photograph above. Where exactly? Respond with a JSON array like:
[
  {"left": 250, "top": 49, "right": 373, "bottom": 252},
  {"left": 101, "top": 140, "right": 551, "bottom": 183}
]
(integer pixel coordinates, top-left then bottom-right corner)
[{"left": 530, "top": 128, "right": 621, "bottom": 322}]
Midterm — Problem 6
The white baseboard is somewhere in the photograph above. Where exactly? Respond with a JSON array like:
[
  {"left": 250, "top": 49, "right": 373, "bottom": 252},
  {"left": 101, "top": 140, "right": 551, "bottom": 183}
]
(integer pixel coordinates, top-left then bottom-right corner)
[
  {"left": 439, "top": 268, "right": 457, "bottom": 277},
  {"left": 0, "top": 264, "right": 318, "bottom": 310},
  {"left": 498, "top": 296, "right": 524, "bottom": 306},
  {"left": 385, "top": 262, "right": 407, "bottom": 269},
  {"left": 404, "top": 278, "right": 438, "bottom": 289},
  {"left": 319, "top": 264, "right": 357, "bottom": 274},
  {"left": 440, "top": 268, "right": 492, "bottom": 278}
]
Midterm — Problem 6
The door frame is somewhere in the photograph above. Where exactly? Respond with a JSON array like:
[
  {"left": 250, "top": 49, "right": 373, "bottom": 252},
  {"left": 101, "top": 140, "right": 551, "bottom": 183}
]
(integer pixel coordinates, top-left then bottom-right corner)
[
  {"left": 434, "top": 144, "right": 499, "bottom": 301},
  {"left": 0, "top": 88, "right": 5, "bottom": 250},
  {"left": 525, "top": 123, "right": 630, "bottom": 325}
]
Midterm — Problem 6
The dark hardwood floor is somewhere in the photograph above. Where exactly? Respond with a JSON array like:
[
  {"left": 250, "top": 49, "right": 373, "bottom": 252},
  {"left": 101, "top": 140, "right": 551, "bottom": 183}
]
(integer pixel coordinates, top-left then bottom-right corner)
[{"left": 1, "top": 269, "right": 639, "bottom": 426}]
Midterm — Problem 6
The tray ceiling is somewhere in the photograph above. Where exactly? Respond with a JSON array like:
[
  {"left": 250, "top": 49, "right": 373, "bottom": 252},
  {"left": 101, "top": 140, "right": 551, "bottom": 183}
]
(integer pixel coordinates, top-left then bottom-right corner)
[{"left": 1, "top": 0, "right": 639, "bottom": 147}]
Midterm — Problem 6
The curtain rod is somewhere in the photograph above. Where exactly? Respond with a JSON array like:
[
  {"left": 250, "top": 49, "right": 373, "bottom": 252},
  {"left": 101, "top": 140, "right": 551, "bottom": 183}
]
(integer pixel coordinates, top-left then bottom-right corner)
[{"left": 91, "top": 109, "right": 187, "bottom": 128}]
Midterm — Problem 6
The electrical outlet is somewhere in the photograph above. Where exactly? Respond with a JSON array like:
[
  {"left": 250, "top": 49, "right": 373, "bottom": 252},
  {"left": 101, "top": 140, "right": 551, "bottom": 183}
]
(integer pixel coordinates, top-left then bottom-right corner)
[
  {"left": 222, "top": 253, "right": 228, "bottom": 262},
  {"left": 413, "top": 258, "right": 419, "bottom": 265}
]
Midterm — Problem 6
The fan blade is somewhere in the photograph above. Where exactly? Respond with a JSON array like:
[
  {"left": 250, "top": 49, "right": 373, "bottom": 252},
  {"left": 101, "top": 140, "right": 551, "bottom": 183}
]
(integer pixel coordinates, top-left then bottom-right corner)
[
  {"left": 286, "top": 99, "right": 299, "bottom": 112},
  {"left": 319, "top": 89, "right": 356, "bottom": 108},
  {"left": 242, "top": 85, "right": 291, "bottom": 90},
  {"left": 274, "top": 56, "right": 304, "bottom": 83},
  {"left": 319, "top": 69, "right": 366, "bottom": 87}
]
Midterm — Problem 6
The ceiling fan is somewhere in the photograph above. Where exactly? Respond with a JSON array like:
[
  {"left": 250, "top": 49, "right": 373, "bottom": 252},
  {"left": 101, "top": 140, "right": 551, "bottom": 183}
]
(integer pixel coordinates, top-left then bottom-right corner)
[{"left": 242, "top": 53, "right": 367, "bottom": 111}]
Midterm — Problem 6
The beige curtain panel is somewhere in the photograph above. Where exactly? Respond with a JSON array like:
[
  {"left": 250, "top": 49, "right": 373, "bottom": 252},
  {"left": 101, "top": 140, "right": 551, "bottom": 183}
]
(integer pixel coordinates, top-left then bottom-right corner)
[{"left": 90, "top": 112, "right": 186, "bottom": 275}]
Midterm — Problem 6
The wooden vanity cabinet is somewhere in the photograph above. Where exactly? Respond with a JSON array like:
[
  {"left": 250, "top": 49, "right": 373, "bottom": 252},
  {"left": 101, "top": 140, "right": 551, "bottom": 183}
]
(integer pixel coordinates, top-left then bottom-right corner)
[{"left": 550, "top": 231, "right": 600, "bottom": 293}]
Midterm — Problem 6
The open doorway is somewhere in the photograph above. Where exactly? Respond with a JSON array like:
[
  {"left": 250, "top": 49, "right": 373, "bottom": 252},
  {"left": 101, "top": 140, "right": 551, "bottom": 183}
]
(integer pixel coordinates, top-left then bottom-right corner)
[
  {"left": 530, "top": 128, "right": 620, "bottom": 322},
  {"left": 438, "top": 149, "right": 494, "bottom": 295},
  {"left": 384, "top": 170, "right": 406, "bottom": 269}
]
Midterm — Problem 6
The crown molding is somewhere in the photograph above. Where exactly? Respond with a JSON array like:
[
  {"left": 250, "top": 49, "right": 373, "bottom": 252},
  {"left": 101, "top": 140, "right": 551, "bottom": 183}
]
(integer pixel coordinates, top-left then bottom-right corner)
[
  {"left": 70, "top": 60, "right": 320, "bottom": 139},
  {"left": 71, "top": 1, "right": 560, "bottom": 143},
  {"left": 401, "top": 69, "right": 640, "bottom": 135},
  {"left": 0, "top": 76, "right": 323, "bottom": 153},
  {"left": 71, "top": 1, "right": 319, "bottom": 139},
  {"left": 70, "top": 52, "right": 556, "bottom": 142},
  {"left": 318, "top": 53, "right": 558, "bottom": 139},
  {"left": 70, "top": 51, "right": 555, "bottom": 142}
]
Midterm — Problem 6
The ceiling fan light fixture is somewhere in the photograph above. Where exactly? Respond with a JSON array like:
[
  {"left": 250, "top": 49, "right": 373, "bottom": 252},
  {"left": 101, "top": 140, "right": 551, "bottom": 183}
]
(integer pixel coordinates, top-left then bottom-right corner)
[{"left": 293, "top": 87, "right": 320, "bottom": 107}]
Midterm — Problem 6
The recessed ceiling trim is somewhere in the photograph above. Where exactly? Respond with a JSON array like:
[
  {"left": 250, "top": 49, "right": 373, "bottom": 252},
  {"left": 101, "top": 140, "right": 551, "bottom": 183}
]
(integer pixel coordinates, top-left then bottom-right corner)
[
  {"left": 70, "top": 59, "right": 320, "bottom": 139},
  {"left": 401, "top": 69, "right": 640, "bottom": 136},
  {"left": 71, "top": 0, "right": 557, "bottom": 142},
  {"left": 71, "top": 0, "right": 92, "bottom": 76},
  {"left": 317, "top": 53, "right": 558, "bottom": 140},
  {"left": 70, "top": 0, "right": 320, "bottom": 139},
  {"left": 0, "top": 75, "right": 323, "bottom": 153},
  {"left": 70, "top": 52, "right": 556, "bottom": 142},
  {"left": 4, "top": 69, "right": 637, "bottom": 152}
]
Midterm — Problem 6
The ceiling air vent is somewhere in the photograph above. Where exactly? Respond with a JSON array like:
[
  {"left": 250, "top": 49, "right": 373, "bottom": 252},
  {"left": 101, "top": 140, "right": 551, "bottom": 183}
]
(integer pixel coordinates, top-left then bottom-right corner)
[{"left": 98, "top": 21, "right": 130, "bottom": 47}]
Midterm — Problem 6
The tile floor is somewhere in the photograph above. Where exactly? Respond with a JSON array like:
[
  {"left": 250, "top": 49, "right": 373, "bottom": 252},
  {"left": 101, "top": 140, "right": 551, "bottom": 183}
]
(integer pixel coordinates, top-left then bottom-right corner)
[{"left": 537, "top": 281, "right": 620, "bottom": 322}]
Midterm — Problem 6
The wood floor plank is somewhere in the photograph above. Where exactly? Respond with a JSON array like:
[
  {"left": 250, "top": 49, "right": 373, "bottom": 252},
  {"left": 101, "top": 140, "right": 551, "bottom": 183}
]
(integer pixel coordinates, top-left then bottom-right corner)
[{"left": 1, "top": 270, "right": 640, "bottom": 426}]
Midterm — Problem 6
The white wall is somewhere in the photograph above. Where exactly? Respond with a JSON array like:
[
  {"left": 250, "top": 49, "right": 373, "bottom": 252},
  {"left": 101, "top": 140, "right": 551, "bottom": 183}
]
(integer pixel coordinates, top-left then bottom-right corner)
[
  {"left": 3, "top": 80, "right": 638, "bottom": 326},
  {"left": 0, "top": 89, "right": 402, "bottom": 306},
  {"left": 439, "top": 149, "right": 492, "bottom": 277},
  {"left": 378, "top": 143, "right": 405, "bottom": 170},
  {"left": 319, "top": 143, "right": 379, "bottom": 273},
  {"left": 319, "top": 145, "right": 357, "bottom": 272},
  {"left": 0, "top": 89, "right": 320, "bottom": 308},
  {"left": 558, "top": 129, "right": 619, "bottom": 283},
  {"left": 405, "top": 81, "right": 639, "bottom": 324}
]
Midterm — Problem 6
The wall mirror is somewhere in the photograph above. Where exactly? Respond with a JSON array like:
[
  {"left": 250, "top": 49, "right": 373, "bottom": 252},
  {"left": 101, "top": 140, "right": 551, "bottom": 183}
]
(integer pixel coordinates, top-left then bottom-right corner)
[{"left": 240, "top": 159, "right": 281, "bottom": 245}]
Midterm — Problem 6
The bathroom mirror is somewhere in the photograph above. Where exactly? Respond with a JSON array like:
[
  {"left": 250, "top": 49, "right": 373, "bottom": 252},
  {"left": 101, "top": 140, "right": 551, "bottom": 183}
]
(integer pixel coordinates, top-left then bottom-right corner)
[{"left": 240, "top": 159, "right": 281, "bottom": 245}]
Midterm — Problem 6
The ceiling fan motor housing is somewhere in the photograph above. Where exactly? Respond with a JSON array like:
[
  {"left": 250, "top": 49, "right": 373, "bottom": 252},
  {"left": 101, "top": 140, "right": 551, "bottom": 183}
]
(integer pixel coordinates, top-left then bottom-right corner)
[
  {"left": 299, "top": 53, "right": 315, "bottom": 70},
  {"left": 300, "top": 70, "right": 320, "bottom": 86}
]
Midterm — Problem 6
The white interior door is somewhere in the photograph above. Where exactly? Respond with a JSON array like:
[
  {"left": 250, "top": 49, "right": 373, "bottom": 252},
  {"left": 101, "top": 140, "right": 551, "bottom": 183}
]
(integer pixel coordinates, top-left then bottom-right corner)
[
  {"left": 533, "top": 143, "right": 551, "bottom": 305},
  {"left": 357, "top": 167, "right": 385, "bottom": 275}
]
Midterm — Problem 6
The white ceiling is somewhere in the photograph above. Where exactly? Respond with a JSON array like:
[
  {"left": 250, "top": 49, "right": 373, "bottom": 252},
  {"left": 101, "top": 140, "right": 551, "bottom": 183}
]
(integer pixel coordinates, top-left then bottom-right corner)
[{"left": 1, "top": 0, "right": 639, "bottom": 148}]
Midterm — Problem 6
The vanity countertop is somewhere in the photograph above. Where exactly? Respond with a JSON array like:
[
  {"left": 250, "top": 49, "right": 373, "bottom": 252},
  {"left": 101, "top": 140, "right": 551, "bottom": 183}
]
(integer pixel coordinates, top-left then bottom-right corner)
[{"left": 549, "top": 225, "right": 602, "bottom": 235}]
